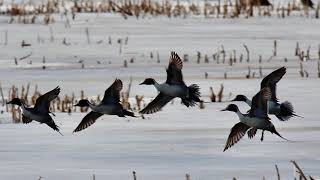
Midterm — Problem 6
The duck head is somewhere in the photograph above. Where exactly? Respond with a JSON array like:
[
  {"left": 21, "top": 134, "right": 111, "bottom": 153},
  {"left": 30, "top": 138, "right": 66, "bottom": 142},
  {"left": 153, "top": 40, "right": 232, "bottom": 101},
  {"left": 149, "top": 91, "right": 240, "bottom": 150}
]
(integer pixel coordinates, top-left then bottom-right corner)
[
  {"left": 231, "top": 95, "right": 248, "bottom": 102},
  {"left": 221, "top": 104, "right": 239, "bottom": 113},
  {"left": 7, "top": 98, "right": 22, "bottom": 106},
  {"left": 140, "top": 78, "right": 156, "bottom": 85},
  {"left": 75, "top": 99, "right": 90, "bottom": 107}
]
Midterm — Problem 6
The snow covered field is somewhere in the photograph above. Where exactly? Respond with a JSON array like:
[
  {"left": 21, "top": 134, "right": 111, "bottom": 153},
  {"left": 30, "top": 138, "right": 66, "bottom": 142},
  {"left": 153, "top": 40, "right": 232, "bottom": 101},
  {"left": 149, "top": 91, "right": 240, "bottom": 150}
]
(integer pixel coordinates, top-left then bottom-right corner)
[{"left": 0, "top": 14, "right": 319, "bottom": 179}]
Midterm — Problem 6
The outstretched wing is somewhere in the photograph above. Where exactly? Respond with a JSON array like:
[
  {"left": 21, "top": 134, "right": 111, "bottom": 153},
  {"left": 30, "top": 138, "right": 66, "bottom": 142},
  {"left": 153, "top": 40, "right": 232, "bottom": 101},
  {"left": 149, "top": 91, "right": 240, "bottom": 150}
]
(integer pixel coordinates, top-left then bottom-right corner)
[
  {"left": 73, "top": 111, "right": 103, "bottom": 133},
  {"left": 166, "top": 52, "right": 184, "bottom": 85},
  {"left": 224, "top": 122, "right": 251, "bottom": 151},
  {"left": 140, "top": 93, "right": 174, "bottom": 114},
  {"left": 102, "top": 79, "right": 123, "bottom": 104},
  {"left": 260, "top": 67, "right": 286, "bottom": 102},
  {"left": 249, "top": 87, "right": 272, "bottom": 119},
  {"left": 34, "top": 86, "right": 60, "bottom": 113}
]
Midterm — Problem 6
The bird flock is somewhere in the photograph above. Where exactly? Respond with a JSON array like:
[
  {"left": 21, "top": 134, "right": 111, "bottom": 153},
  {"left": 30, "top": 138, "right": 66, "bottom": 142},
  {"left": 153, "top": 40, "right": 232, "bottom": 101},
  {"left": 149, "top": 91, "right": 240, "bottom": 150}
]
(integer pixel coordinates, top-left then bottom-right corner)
[{"left": 6, "top": 51, "right": 299, "bottom": 151}]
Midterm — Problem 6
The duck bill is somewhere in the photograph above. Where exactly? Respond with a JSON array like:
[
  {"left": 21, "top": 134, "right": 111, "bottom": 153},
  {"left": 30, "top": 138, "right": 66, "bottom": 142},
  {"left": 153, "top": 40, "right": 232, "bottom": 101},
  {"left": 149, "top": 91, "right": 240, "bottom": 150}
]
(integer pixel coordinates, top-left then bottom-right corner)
[
  {"left": 221, "top": 108, "right": 227, "bottom": 111},
  {"left": 139, "top": 82, "right": 145, "bottom": 85},
  {"left": 230, "top": 97, "right": 237, "bottom": 102},
  {"left": 74, "top": 103, "right": 80, "bottom": 107},
  {"left": 6, "top": 101, "right": 12, "bottom": 104}
]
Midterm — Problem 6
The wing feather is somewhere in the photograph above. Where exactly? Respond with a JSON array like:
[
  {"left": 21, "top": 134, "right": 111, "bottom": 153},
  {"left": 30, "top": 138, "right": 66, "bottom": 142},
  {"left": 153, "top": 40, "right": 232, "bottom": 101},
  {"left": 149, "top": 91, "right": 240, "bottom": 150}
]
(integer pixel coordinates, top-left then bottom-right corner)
[
  {"left": 260, "top": 67, "right": 286, "bottom": 102},
  {"left": 249, "top": 87, "right": 272, "bottom": 118},
  {"left": 34, "top": 86, "right": 60, "bottom": 113},
  {"left": 73, "top": 111, "right": 103, "bottom": 133},
  {"left": 224, "top": 122, "right": 250, "bottom": 151},
  {"left": 102, "top": 79, "right": 123, "bottom": 104},
  {"left": 166, "top": 52, "right": 184, "bottom": 85},
  {"left": 247, "top": 128, "right": 257, "bottom": 139},
  {"left": 140, "top": 93, "right": 174, "bottom": 114}
]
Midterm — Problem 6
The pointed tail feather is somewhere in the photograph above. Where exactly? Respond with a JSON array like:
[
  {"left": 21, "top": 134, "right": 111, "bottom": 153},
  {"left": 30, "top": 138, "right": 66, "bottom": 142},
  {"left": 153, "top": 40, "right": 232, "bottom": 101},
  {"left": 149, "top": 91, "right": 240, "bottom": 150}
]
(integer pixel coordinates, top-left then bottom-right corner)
[
  {"left": 47, "top": 121, "right": 63, "bottom": 136},
  {"left": 182, "top": 84, "right": 201, "bottom": 107},
  {"left": 278, "top": 101, "right": 301, "bottom": 121},
  {"left": 271, "top": 127, "right": 291, "bottom": 142}
]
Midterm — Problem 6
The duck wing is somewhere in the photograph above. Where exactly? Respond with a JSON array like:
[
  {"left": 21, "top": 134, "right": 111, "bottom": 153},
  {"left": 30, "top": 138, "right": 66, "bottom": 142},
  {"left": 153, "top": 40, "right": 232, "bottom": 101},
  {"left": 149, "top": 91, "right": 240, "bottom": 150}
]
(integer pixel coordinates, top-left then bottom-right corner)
[
  {"left": 34, "top": 86, "right": 60, "bottom": 114},
  {"left": 249, "top": 87, "right": 272, "bottom": 119},
  {"left": 247, "top": 128, "right": 257, "bottom": 139},
  {"left": 224, "top": 122, "right": 250, "bottom": 151},
  {"left": 166, "top": 52, "right": 185, "bottom": 85},
  {"left": 260, "top": 67, "right": 286, "bottom": 102},
  {"left": 73, "top": 111, "right": 103, "bottom": 133},
  {"left": 102, "top": 79, "right": 123, "bottom": 104},
  {"left": 140, "top": 93, "right": 174, "bottom": 114}
]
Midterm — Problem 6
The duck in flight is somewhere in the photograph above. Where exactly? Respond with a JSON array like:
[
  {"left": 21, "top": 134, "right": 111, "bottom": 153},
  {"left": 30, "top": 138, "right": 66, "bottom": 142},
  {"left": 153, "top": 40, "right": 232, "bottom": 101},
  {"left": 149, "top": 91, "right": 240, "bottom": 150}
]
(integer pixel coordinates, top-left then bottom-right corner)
[
  {"left": 7, "top": 86, "right": 62, "bottom": 135},
  {"left": 73, "top": 79, "right": 135, "bottom": 133},
  {"left": 139, "top": 52, "right": 201, "bottom": 114},
  {"left": 232, "top": 67, "right": 299, "bottom": 121},
  {"left": 222, "top": 87, "right": 290, "bottom": 151}
]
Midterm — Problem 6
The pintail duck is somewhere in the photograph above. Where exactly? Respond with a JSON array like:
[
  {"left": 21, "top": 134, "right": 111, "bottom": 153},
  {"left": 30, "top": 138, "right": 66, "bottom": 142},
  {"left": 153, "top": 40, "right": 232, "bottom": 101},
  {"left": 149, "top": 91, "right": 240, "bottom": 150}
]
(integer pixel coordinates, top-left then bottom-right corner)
[
  {"left": 232, "top": 67, "right": 299, "bottom": 121},
  {"left": 222, "top": 87, "right": 289, "bottom": 151},
  {"left": 7, "top": 86, "right": 62, "bottom": 135},
  {"left": 73, "top": 79, "right": 135, "bottom": 133},
  {"left": 139, "top": 52, "right": 201, "bottom": 114}
]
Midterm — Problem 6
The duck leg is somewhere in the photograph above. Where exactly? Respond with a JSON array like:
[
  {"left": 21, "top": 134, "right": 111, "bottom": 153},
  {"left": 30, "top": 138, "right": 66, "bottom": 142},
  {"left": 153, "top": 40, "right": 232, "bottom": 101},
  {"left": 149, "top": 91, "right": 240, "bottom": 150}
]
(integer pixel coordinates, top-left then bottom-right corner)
[{"left": 260, "top": 130, "right": 265, "bottom": 141}]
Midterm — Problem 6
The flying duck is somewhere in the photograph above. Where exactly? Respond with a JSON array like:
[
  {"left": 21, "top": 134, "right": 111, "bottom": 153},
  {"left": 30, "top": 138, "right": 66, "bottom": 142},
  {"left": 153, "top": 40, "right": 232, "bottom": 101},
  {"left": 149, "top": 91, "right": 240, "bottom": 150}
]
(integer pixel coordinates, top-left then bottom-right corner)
[
  {"left": 73, "top": 79, "right": 135, "bottom": 133},
  {"left": 232, "top": 67, "right": 298, "bottom": 121},
  {"left": 222, "top": 87, "right": 289, "bottom": 151},
  {"left": 139, "top": 51, "right": 201, "bottom": 114},
  {"left": 7, "top": 86, "right": 62, "bottom": 135}
]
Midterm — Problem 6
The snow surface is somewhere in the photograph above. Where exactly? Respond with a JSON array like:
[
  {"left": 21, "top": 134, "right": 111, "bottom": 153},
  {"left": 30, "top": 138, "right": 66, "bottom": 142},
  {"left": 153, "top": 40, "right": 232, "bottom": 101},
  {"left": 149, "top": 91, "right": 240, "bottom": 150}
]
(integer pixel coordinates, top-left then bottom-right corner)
[{"left": 0, "top": 14, "right": 319, "bottom": 179}]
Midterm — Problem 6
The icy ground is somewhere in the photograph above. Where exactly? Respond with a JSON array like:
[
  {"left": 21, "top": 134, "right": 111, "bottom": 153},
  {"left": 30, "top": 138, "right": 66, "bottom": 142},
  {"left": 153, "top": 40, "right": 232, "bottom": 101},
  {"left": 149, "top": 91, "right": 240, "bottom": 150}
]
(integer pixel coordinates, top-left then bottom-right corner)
[{"left": 0, "top": 14, "right": 319, "bottom": 179}]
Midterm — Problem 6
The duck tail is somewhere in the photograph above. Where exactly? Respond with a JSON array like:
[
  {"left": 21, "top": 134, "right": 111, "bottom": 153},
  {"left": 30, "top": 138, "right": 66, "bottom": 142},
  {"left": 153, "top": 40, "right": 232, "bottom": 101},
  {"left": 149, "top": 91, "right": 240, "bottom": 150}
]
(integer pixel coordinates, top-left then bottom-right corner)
[
  {"left": 123, "top": 109, "right": 135, "bottom": 117},
  {"left": 277, "top": 101, "right": 300, "bottom": 121},
  {"left": 189, "top": 84, "right": 201, "bottom": 102},
  {"left": 182, "top": 84, "right": 201, "bottom": 107},
  {"left": 270, "top": 126, "right": 291, "bottom": 142},
  {"left": 47, "top": 121, "right": 63, "bottom": 136}
]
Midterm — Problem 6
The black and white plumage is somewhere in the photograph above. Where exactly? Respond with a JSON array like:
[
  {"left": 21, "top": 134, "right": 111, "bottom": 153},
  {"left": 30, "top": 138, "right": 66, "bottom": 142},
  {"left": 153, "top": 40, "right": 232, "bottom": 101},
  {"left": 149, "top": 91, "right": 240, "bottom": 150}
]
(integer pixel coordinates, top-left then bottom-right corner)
[
  {"left": 73, "top": 79, "right": 135, "bottom": 133},
  {"left": 232, "top": 67, "right": 299, "bottom": 121},
  {"left": 139, "top": 52, "right": 201, "bottom": 114},
  {"left": 222, "top": 87, "right": 289, "bottom": 151},
  {"left": 7, "top": 86, "right": 62, "bottom": 135}
]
